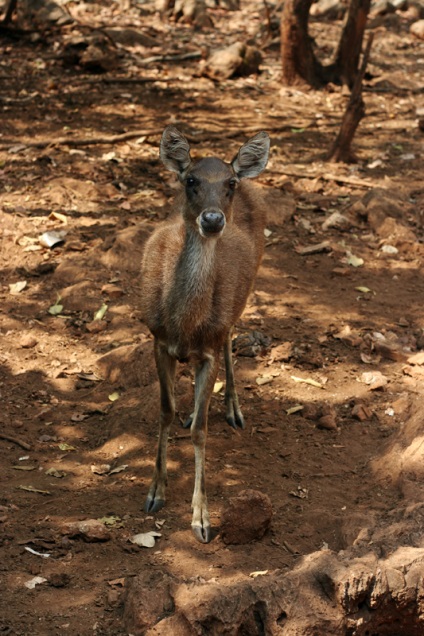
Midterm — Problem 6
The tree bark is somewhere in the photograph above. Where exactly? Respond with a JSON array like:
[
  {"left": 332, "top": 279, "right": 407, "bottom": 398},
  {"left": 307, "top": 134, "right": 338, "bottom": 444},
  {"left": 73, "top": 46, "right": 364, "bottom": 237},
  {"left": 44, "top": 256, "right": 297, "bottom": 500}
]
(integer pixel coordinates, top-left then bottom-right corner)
[
  {"left": 328, "top": 33, "right": 374, "bottom": 162},
  {"left": 280, "top": 0, "right": 325, "bottom": 88},
  {"left": 333, "top": 0, "right": 371, "bottom": 87}
]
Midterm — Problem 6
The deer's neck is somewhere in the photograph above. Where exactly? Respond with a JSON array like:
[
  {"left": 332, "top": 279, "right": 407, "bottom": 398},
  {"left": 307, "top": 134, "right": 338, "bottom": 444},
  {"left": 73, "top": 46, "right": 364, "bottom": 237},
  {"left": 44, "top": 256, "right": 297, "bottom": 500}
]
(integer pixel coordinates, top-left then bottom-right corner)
[{"left": 176, "top": 227, "right": 217, "bottom": 300}]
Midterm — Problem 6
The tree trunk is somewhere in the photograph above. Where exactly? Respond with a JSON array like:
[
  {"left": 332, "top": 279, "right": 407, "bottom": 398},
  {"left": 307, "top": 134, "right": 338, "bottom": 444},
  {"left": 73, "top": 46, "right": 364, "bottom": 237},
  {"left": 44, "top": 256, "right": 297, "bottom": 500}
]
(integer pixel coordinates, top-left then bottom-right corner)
[
  {"left": 328, "top": 33, "right": 374, "bottom": 162},
  {"left": 333, "top": 0, "right": 371, "bottom": 87},
  {"left": 280, "top": 0, "right": 325, "bottom": 88}
]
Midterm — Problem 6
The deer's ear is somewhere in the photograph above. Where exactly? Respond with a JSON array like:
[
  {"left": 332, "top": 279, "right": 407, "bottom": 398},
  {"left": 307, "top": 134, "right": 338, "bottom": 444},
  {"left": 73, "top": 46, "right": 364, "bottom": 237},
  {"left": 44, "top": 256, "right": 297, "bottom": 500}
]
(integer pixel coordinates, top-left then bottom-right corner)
[
  {"left": 231, "top": 131, "right": 270, "bottom": 179},
  {"left": 160, "top": 126, "right": 192, "bottom": 175}
]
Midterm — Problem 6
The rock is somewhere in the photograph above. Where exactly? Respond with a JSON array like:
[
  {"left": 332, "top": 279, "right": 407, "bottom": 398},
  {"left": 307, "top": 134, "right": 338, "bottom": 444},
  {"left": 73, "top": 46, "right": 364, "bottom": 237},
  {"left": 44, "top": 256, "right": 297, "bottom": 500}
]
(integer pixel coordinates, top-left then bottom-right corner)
[
  {"left": 123, "top": 570, "right": 177, "bottom": 635},
  {"left": 310, "top": 0, "right": 345, "bottom": 19},
  {"left": 20, "top": 334, "right": 38, "bottom": 348},
  {"left": 48, "top": 573, "right": 70, "bottom": 588},
  {"left": 322, "top": 212, "right": 353, "bottom": 231},
  {"left": 352, "top": 403, "right": 373, "bottom": 422},
  {"left": 62, "top": 519, "right": 111, "bottom": 542},
  {"left": 104, "top": 28, "right": 157, "bottom": 48},
  {"left": 202, "top": 42, "right": 262, "bottom": 80},
  {"left": 220, "top": 489, "right": 272, "bottom": 544},
  {"left": 85, "top": 319, "right": 108, "bottom": 333},
  {"left": 101, "top": 284, "right": 125, "bottom": 298},
  {"left": 370, "top": 0, "right": 396, "bottom": 16},
  {"left": 410, "top": 19, "right": 424, "bottom": 39}
]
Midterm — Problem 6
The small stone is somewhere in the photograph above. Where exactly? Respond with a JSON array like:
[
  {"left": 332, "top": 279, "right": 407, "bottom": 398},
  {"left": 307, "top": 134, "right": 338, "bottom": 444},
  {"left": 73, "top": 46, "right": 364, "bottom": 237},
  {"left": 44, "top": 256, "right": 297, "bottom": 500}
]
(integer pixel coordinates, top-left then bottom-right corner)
[
  {"left": 410, "top": 19, "right": 424, "bottom": 40},
  {"left": 318, "top": 414, "right": 338, "bottom": 430},
  {"left": 352, "top": 404, "right": 373, "bottom": 422},
  {"left": 86, "top": 320, "right": 108, "bottom": 333},
  {"left": 62, "top": 519, "right": 111, "bottom": 542},
  {"left": 20, "top": 334, "right": 38, "bottom": 348},
  {"left": 48, "top": 573, "right": 70, "bottom": 588},
  {"left": 220, "top": 489, "right": 272, "bottom": 545},
  {"left": 101, "top": 283, "right": 124, "bottom": 298}
]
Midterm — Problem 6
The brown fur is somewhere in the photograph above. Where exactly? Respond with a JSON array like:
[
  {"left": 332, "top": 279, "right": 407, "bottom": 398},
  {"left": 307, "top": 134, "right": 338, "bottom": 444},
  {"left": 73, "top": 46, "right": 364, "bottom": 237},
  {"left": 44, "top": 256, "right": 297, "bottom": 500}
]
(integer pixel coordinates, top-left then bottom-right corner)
[{"left": 140, "top": 127, "right": 270, "bottom": 542}]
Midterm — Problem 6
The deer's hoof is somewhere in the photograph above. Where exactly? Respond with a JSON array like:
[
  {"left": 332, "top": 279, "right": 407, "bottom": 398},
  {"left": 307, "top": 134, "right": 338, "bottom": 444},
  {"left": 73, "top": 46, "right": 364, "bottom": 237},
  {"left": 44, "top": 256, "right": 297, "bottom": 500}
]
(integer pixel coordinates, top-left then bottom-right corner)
[
  {"left": 192, "top": 524, "right": 212, "bottom": 544},
  {"left": 182, "top": 414, "right": 193, "bottom": 429},
  {"left": 144, "top": 496, "right": 165, "bottom": 514},
  {"left": 226, "top": 412, "right": 245, "bottom": 430}
]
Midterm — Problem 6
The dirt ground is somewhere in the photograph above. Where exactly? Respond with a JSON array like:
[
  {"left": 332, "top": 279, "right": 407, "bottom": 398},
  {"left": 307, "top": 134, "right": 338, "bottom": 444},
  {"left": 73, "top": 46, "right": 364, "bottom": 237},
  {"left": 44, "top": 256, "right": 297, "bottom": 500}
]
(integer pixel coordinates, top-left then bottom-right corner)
[{"left": 1, "top": 1, "right": 424, "bottom": 634}]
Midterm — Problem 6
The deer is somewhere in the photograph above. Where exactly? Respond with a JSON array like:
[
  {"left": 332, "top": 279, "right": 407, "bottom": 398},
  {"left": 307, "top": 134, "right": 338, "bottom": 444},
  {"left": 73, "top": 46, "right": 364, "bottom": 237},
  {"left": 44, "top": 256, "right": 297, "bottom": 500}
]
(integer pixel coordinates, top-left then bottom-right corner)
[{"left": 140, "top": 125, "right": 270, "bottom": 543}]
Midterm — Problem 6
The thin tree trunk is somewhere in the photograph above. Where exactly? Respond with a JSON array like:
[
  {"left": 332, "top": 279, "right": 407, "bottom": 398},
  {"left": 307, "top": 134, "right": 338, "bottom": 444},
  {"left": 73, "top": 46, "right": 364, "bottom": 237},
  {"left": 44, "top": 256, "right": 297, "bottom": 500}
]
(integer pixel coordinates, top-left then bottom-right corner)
[
  {"left": 2, "top": 0, "right": 18, "bottom": 24},
  {"left": 328, "top": 33, "right": 374, "bottom": 162},
  {"left": 334, "top": 0, "right": 371, "bottom": 87},
  {"left": 280, "top": 0, "right": 325, "bottom": 88}
]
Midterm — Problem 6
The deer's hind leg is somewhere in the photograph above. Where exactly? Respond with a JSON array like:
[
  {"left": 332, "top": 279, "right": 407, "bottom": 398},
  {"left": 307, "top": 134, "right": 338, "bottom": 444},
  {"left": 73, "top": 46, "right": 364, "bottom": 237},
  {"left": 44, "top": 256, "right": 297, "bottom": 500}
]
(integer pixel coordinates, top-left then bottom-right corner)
[
  {"left": 144, "top": 339, "right": 176, "bottom": 513},
  {"left": 224, "top": 332, "right": 245, "bottom": 429}
]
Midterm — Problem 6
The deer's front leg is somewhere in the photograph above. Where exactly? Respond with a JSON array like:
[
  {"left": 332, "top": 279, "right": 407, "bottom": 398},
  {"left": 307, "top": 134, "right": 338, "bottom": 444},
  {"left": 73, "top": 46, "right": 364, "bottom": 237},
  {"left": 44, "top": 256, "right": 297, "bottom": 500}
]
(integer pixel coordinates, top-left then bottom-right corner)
[
  {"left": 224, "top": 332, "right": 245, "bottom": 429},
  {"left": 145, "top": 339, "right": 176, "bottom": 514},
  {"left": 190, "top": 352, "right": 219, "bottom": 543}
]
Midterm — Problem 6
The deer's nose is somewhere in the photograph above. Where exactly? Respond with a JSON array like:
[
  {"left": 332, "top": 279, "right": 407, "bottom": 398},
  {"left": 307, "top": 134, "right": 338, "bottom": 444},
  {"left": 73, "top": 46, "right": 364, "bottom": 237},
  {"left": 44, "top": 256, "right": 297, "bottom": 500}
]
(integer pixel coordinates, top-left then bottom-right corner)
[{"left": 199, "top": 209, "right": 226, "bottom": 236}]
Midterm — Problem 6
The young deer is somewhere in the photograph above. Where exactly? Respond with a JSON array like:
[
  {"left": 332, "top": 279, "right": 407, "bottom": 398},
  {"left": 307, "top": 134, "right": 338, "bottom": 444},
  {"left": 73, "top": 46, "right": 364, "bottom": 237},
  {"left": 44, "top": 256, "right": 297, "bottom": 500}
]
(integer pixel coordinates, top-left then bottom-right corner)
[{"left": 141, "top": 126, "right": 270, "bottom": 543}]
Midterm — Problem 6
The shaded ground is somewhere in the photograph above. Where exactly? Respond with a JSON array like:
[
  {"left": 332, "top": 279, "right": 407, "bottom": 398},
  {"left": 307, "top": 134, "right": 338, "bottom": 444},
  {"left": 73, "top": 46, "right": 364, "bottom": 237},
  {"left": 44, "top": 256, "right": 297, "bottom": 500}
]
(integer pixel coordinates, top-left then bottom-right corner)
[{"left": 0, "top": 1, "right": 424, "bottom": 634}]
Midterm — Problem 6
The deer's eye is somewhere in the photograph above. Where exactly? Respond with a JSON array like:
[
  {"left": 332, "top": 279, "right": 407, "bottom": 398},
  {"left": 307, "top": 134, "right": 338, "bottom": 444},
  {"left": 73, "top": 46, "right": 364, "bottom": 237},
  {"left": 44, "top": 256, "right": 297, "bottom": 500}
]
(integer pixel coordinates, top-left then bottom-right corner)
[
  {"left": 228, "top": 179, "right": 237, "bottom": 191},
  {"left": 186, "top": 176, "right": 196, "bottom": 188}
]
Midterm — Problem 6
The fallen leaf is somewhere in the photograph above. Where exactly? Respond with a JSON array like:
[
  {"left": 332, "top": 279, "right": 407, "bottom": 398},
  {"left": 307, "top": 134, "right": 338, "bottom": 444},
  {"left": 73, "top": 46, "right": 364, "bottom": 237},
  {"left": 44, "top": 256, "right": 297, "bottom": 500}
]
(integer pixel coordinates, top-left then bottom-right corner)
[
  {"left": 360, "top": 371, "right": 388, "bottom": 390},
  {"left": 213, "top": 381, "right": 224, "bottom": 393},
  {"left": 355, "top": 286, "right": 372, "bottom": 294},
  {"left": 130, "top": 531, "right": 162, "bottom": 548},
  {"left": 346, "top": 253, "right": 364, "bottom": 267},
  {"left": 289, "top": 486, "right": 308, "bottom": 499},
  {"left": 98, "top": 515, "right": 123, "bottom": 527},
  {"left": 49, "top": 211, "right": 68, "bottom": 224},
  {"left": 291, "top": 376, "right": 325, "bottom": 389},
  {"left": 9, "top": 280, "right": 27, "bottom": 294},
  {"left": 108, "top": 464, "right": 128, "bottom": 475},
  {"left": 108, "top": 391, "right": 120, "bottom": 402},
  {"left": 93, "top": 303, "right": 108, "bottom": 321},
  {"left": 286, "top": 405, "right": 304, "bottom": 415},
  {"left": 249, "top": 570, "right": 269, "bottom": 578},
  {"left": 58, "top": 443, "right": 77, "bottom": 452},
  {"left": 24, "top": 576, "right": 48, "bottom": 589},
  {"left": 39, "top": 230, "right": 67, "bottom": 248},
  {"left": 49, "top": 294, "right": 63, "bottom": 316},
  {"left": 256, "top": 375, "right": 274, "bottom": 386}
]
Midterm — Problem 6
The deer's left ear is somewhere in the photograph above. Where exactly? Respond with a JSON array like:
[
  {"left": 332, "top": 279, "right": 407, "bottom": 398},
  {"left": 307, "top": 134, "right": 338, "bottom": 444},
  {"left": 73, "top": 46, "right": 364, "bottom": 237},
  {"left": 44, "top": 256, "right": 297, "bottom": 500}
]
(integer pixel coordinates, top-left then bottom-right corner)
[
  {"left": 160, "top": 126, "right": 192, "bottom": 175},
  {"left": 232, "top": 131, "right": 270, "bottom": 179}
]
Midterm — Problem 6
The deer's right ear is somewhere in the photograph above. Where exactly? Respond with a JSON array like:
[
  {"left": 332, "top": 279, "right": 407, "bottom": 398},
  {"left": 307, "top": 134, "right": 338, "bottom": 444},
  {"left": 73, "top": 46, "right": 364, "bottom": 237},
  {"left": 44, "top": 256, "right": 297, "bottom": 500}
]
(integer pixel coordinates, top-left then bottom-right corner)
[{"left": 160, "top": 126, "right": 192, "bottom": 176}]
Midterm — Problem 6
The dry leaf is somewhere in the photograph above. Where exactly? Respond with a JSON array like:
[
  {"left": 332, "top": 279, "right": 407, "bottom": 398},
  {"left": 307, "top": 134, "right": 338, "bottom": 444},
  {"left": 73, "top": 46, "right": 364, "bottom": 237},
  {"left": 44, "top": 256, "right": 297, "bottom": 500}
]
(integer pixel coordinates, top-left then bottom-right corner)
[
  {"left": 249, "top": 570, "right": 269, "bottom": 578},
  {"left": 256, "top": 375, "right": 274, "bottom": 386},
  {"left": 18, "top": 485, "right": 51, "bottom": 495},
  {"left": 9, "top": 281, "right": 27, "bottom": 294},
  {"left": 291, "top": 376, "right": 324, "bottom": 389},
  {"left": 213, "top": 381, "right": 224, "bottom": 393},
  {"left": 130, "top": 531, "right": 162, "bottom": 548},
  {"left": 286, "top": 405, "right": 304, "bottom": 415}
]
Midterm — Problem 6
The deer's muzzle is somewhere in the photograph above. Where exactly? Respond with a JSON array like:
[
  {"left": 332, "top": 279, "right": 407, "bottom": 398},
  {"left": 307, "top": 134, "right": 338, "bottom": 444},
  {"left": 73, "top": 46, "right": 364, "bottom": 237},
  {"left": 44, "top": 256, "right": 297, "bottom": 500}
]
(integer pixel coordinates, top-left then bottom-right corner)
[{"left": 198, "top": 209, "right": 226, "bottom": 237}]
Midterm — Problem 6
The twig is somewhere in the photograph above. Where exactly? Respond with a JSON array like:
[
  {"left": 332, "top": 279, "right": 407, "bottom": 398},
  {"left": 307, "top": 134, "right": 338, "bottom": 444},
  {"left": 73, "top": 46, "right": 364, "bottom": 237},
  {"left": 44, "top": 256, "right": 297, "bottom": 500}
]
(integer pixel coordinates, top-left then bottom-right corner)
[
  {"left": 269, "top": 167, "right": 379, "bottom": 189},
  {"left": 0, "top": 127, "right": 165, "bottom": 150},
  {"left": 139, "top": 51, "right": 202, "bottom": 66},
  {"left": 0, "top": 432, "right": 31, "bottom": 451}
]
